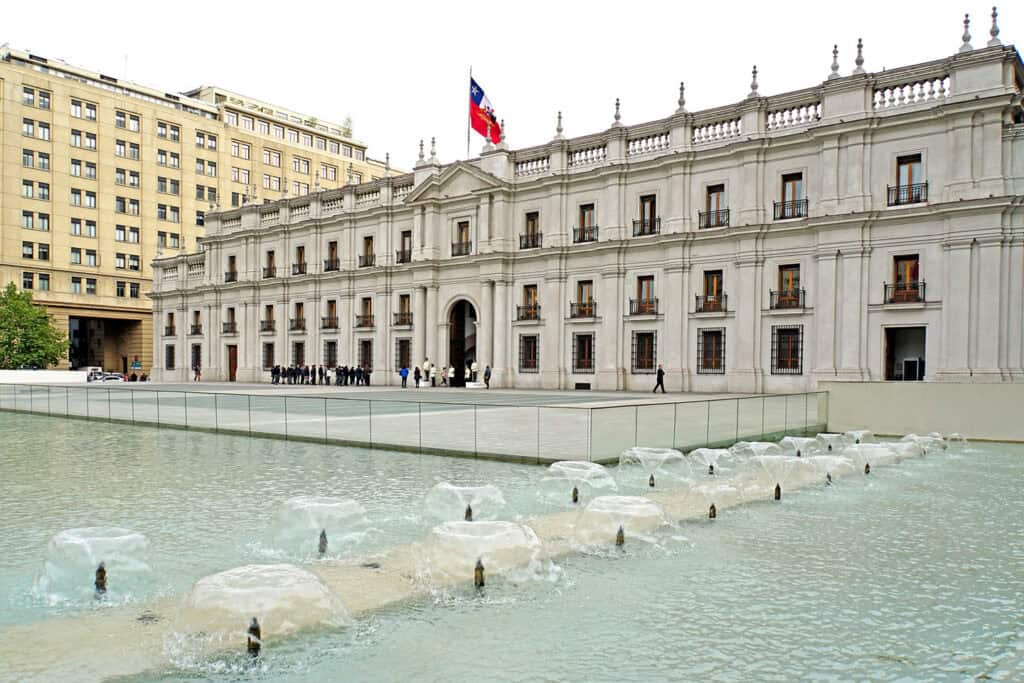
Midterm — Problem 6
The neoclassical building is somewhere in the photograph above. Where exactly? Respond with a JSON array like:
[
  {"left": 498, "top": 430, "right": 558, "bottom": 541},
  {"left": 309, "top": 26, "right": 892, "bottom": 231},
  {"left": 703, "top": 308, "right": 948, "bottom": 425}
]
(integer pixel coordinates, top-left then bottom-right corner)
[{"left": 150, "top": 32, "right": 1024, "bottom": 392}]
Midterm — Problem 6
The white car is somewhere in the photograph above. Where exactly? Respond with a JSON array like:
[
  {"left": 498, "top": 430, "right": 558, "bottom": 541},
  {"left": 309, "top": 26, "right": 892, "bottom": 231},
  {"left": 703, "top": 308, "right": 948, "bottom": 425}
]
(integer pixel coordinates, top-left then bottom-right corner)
[{"left": 98, "top": 373, "right": 126, "bottom": 383}]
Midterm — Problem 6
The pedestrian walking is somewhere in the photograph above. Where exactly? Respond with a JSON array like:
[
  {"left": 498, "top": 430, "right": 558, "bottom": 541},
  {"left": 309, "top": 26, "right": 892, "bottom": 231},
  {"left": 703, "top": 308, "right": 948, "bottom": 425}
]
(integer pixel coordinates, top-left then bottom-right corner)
[
  {"left": 193, "top": 363, "right": 201, "bottom": 382},
  {"left": 413, "top": 366, "right": 421, "bottom": 388},
  {"left": 441, "top": 366, "right": 448, "bottom": 386},
  {"left": 484, "top": 365, "right": 492, "bottom": 389},
  {"left": 654, "top": 364, "right": 666, "bottom": 393},
  {"left": 400, "top": 366, "right": 409, "bottom": 388}
]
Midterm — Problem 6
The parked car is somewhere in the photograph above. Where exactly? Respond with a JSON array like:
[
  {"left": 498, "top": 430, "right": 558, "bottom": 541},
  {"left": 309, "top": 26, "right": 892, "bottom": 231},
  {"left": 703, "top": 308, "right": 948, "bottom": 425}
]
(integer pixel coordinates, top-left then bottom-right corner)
[{"left": 98, "top": 373, "right": 126, "bottom": 383}]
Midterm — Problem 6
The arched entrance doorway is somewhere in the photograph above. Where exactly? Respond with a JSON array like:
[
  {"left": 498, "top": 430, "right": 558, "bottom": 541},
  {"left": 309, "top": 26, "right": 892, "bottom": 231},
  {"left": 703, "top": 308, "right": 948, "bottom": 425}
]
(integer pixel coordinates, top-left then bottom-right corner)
[{"left": 448, "top": 299, "right": 477, "bottom": 387}]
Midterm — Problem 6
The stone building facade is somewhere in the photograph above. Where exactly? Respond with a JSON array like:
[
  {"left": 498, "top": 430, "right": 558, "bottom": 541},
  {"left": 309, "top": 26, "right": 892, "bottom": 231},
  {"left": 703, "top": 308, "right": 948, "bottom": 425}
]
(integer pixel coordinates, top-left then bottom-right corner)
[{"left": 150, "top": 37, "right": 1024, "bottom": 392}]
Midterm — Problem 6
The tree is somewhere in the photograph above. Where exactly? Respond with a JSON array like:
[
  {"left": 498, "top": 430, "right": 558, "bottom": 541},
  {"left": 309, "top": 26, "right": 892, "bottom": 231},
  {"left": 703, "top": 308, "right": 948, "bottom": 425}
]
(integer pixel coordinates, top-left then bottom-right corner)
[{"left": 0, "top": 283, "right": 68, "bottom": 369}]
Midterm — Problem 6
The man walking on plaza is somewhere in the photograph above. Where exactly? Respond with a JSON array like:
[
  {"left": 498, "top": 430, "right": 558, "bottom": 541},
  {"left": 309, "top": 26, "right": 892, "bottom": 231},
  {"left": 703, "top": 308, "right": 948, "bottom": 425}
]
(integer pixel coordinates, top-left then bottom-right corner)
[
  {"left": 400, "top": 365, "right": 409, "bottom": 388},
  {"left": 654, "top": 364, "right": 666, "bottom": 393},
  {"left": 484, "top": 365, "right": 492, "bottom": 389}
]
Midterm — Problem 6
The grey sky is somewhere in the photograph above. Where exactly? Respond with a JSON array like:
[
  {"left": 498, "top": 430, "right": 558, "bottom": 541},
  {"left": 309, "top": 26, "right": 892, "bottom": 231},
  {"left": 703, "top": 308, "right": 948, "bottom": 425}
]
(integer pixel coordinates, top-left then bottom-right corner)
[{"left": 4, "top": 0, "right": 1017, "bottom": 170}]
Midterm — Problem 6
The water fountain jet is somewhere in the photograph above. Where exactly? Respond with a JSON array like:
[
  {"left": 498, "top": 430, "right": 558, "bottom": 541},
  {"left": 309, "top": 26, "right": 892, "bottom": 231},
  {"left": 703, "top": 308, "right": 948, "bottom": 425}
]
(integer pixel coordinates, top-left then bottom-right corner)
[
  {"left": 774, "top": 483, "right": 782, "bottom": 501},
  {"left": 572, "top": 487, "right": 579, "bottom": 504},
  {"left": 464, "top": 504, "right": 473, "bottom": 522},
  {"left": 708, "top": 503, "right": 717, "bottom": 519},
  {"left": 474, "top": 559, "right": 485, "bottom": 588},
  {"left": 318, "top": 530, "right": 327, "bottom": 557},
  {"left": 615, "top": 525, "right": 625, "bottom": 547},
  {"left": 247, "top": 617, "right": 261, "bottom": 657}
]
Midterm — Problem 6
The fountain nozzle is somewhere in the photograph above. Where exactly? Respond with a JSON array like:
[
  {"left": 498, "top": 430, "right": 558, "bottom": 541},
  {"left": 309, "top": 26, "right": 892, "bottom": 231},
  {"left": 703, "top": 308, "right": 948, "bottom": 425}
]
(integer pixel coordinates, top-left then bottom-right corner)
[
  {"left": 826, "top": 472, "right": 832, "bottom": 486},
  {"left": 615, "top": 525, "right": 625, "bottom": 547},
  {"left": 774, "top": 483, "right": 782, "bottom": 501},
  {"left": 827, "top": 443, "right": 833, "bottom": 452},
  {"left": 708, "top": 464, "right": 715, "bottom": 476},
  {"left": 247, "top": 617, "right": 261, "bottom": 657},
  {"left": 464, "top": 504, "right": 473, "bottom": 522},
  {"left": 571, "top": 486, "right": 579, "bottom": 505},
  {"left": 864, "top": 463, "right": 871, "bottom": 475},
  {"left": 94, "top": 562, "right": 107, "bottom": 596},
  {"left": 708, "top": 503, "right": 717, "bottom": 519},
  {"left": 796, "top": 449, "right": 801, "bottom": 458},
  {"left": 474, "top": 558, "right": 485, "bottom": 588},
  {"left": 648, "top": 474, "right": 655, "bottom": 488},
  {"left": 318, "top": 529, "right": 327, "bottom": 557}
]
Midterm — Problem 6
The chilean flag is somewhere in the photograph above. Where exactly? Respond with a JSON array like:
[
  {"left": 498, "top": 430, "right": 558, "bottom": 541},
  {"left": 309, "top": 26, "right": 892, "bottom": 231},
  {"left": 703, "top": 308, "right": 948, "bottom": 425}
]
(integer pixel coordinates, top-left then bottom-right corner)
[{"left": 469, "top": 77, "right": 501, "bottom": 144}]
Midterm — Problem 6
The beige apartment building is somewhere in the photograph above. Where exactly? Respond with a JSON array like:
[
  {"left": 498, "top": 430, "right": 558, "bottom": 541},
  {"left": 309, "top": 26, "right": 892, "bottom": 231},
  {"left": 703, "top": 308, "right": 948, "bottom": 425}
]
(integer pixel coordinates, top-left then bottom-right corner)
[{"left": 0, "top": 45, "right": 388, "bottom": 373}]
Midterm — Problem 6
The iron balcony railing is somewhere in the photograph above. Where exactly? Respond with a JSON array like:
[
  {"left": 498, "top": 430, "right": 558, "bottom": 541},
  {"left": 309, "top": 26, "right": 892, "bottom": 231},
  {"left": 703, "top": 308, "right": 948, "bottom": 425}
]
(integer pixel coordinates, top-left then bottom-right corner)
[
  {"left": 632, "top": 217, "right": 660, "bottom": 237},
  {"left": 222, "top": 321, "right": 237, "bottom": 334},
  {"left": 887, "top": 182, "right": 928, "bottom": 206},
  {"left": 773, "top": 198, "right": 808, "bottom": 220},
  {"left": 451, "top": 241, "right": 472, "bottom": 256},
  {"left": 323, "top": 258, "right": 340, "bottom": 272},
  {"left": 695, "top": 294, "right": 727, "bottom": 313},
  {"left": 573, "top": 226, "right": 598, "bottom": 243},
  {"left": 769, "top": 289, "right": 806, "bottom": 310},
  {"left": 321, "top": 316, "right": 339, "bottom": 329},
  {"left": 163, "top": 326, "right": 175, "bottom": 336},
  {"left": 516, "top": 304, "right": 541, "bottom": 321},
  {"left": 393, "top": 311, "right": 413, "bottom": 326},
  {"left": 358, "top": 254, "right": 375, "bottom": 268},
  {"left": 224, "top": 270, "right": 238, "bottom": 282},
  {"left": 292, "top": 262, "right": 307, "bottom": 275},
  {"left": 395, "top": 249, "right": 412, "bottom": 264},
  {"left": 884, "top": 281, "right": 926, "bottom": 304},
  {"left": 262, "top": 266, "right": 277, "bottom": 279},
  {"left": 629, "top": 298, "right": 659, "bottom": 315},
  {"left": 355, "top": 314, "right": 374, "bottom": 328},
  {"left": 289, "top": 318, "right": 306, "bottom": 331},
  {"left": 260, "top": 320, "right": 275, "bottom": 332},
  {"left": 189, "top": 324, "right": 202, "bottom": 335},
  {"left": 519, "top": 232, "right": 542, "bottom": 249},
  {"left": 570, "top": 301, "right": 597, "bottom": 318},
  {"left": 699, "top": 208, "right": 730, "bottom": 229}
]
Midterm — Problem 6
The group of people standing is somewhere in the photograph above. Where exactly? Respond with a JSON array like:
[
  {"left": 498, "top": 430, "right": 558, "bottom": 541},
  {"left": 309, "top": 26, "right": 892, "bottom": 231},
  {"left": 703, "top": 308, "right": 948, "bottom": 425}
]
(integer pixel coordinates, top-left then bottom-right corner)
[
  {"left": 270, "top": 364, "right": 372, "bottom": 386},
  {"left": 399, "top": 359, "right": 447, "bottom": 388}
]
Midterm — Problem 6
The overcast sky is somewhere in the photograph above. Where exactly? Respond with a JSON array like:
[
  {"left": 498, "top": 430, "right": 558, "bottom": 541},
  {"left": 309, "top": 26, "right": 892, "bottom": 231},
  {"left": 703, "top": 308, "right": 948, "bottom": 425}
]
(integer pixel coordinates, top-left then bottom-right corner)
[{"left": 4, "top": 0, "right": 1018, "bottom": 170}]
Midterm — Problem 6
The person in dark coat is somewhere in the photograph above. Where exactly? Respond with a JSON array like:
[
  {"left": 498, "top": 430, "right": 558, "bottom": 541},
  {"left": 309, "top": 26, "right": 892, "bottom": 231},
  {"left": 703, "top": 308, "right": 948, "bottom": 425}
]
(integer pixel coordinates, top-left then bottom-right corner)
[
  {"left": 349, "top": 365, "right": 356, "bottom": 385},
  {"left": 319, "top": 366, "right": 326, "bottom": 384},
  {"left": 355, "top": 366, "right": 363, "bottom": 385},
  {"left": 413, "top": 366, "right": 421, "bottom": 388},
  {"left": 364, "top": 366, "right": 371, "bottom": 386},
  {"left": 302, "top": 365, "right": 310, "bottom": 384},
  {"left": 654, "top": 364, "right": 666, "bottom": 393}
]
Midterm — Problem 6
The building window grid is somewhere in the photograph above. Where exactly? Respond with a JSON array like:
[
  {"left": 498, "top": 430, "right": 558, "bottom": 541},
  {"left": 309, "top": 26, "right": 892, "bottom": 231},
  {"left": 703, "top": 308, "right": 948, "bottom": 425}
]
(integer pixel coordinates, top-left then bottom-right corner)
[
  {"left": 631, "top": 331, "right": 657, "bottom": 374},
  {"left": 771, "top": 325, "right": 804, "bottom": 375},
  {"left": 572, "top": 333, "right": 595, "bottom": 374},
  {"left": 395, "top": 338, "right": 412, "bottom": 370},
  {"left": 519, "top": 335, "right": 540, "bottom": 373},
  {"left": 697, "top": 328, "right": 726, "bottom": 375}
]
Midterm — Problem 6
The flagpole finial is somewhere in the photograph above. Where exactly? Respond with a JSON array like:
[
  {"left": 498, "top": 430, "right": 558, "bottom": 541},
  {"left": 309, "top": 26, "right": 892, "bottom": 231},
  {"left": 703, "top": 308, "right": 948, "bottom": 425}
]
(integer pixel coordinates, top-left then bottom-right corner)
[
  {"left": 675, "top": 81, "right": 686, "bottom": 114},
  {"left": 418, "top": 139, "right": 425, "bottom": 162},
  {"left": 853, "top": 38, "right": 865, "bottom": 74},
  {"left": 988, "top": 7, "right": 1001, "bottom": 47},
  {"left": 828, "top": 45, "right": 840, "bottom": 80},
  {"left": 748, "top": 65, "right": 759, "bottom": 98},
  {"left": 959, "top": 14, "right": 973, "bottom": 53},
  {"left": 612, "top": 98, "right": 622, "bottom": 127}
]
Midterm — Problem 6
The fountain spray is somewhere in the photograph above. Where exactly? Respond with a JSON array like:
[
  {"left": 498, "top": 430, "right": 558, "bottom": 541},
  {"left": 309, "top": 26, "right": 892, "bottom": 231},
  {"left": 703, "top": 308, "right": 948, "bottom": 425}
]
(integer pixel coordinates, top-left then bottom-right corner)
[
  {"left": 774, "top": 483, "right": 782, "bottom": 501},
  {"left": 318, "top": 529, "right": 327, "bottom": 557},
  {"left": 571, "top": 486, "right": 579, "bottom": 504},
  {"left": 649, "top": 474, "right": 656, "bottom": 488},
  {"left": 464, "top": 504, "right": 473, "bottom": 522},
  {"left": 864, "top": 463, "right": 871, "bottom": 475},
  {"left": 708, "top": 503, "right": 717, "bottom": 519},
  {"left": 615, "top": 525, "right": 625, "bottom": 547},
  {"left": 247, "top": 617, "right": 261, "bottom": 657},
  {"left": 94, "top": 562, "right": 107, "bottom": 597},
  {"left": 474, "top": 558, "right": 485, "bottom": 588}
]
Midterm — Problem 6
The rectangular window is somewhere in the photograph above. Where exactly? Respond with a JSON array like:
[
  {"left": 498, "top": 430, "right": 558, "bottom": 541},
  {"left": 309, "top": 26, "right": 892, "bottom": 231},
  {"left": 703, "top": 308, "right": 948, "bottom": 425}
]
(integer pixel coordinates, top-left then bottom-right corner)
[
  {"left": 85, "top": 249, "right": 97, "bottom": 266},
  {"left": 706, "top": 184, "right": 725, "bottom": 212},
  {"left": 639, "top": 194, "right": 657, "bottom": 225},
  {"left": 115, "top": 225, "right": 127, "bottom": 241},
  {"left": 165, "top": 345, "right": 176, "bottom": 370},
  {"left": 115, "top": 111, "right": 126, "bottom": 128},
  {"left": 115, "top": 253, "right": 126, "bottom": 269},
  {"left": 128, "top": 171, "right": 139, "bottom": 187},
  {"left": 116, "top": 281, "right": 126, "bottom": 297},
  {"left": 572, "top": 333, "right": 595, "bottom": 373},
  {"left": 631, "top": 331, "right": 657, "bottom": 373},
  {"left": 38, "top": 123, "right": 50, "bottom": 141},
  {"left": 38, "top": 213, "right": 50, "bottom": 231},
  {"left": 157, "top": 122, "right": 167, "bottom": 138},
  {"left": 21, "top": 211, "right": 34, "bottom": 229},
  {"left": 894, "top": 153, "right": 925, "bottom": 204},
  {"left": 22, "top": 118, "right": 34, "bottom": 137},
  {"left": 637, "top": 275, "right": 655, "bottom": 309},
  {"left": 129, "top": 227, "right": 139, "bottom": 243},
  {"left": 115, "top": 140, "right": 126, "bottom": 157},
  {"left": 39, "top": 274, "right": 50, "bottom": 291},
  {"left": 23, "top": 149, "right": 34, "bottom": 167},
  {"left": 292, "top": 157, "right": 310, "bottom": 174},
  {"left": 71, "top": 189, "right": 82, "bottom": 206},
  {"left": 262, "top": 343, "right": 275, "bottom": 370},
  {"left": 231, "top": 141, "right": 250, "bottom": 159},
  {"left": 776, "top": 264, "right": 801, "bottom": 308},
  {"left": 71, "top": 277, "right": 82, "bottom": 294},
  {"left": 358, "top": 339, "right": 373, "bottom": 371},
  {"left": 37, "top": 243, "right": 49, "bottom": 261},
  {"left": 263, "top": 149, "right": 281, "bottom": 167},
  {"left": 272, "top": 125, "right": 285, "bottom": 139},
  {"left": 22, "top": 180, "right": 34, "bottom": 199},
  {"left": 38, "top": 91, "right": 50, "bottom": 109},
  {"left": 38, "top": 182, "right": 49, "bottom": 200},
  {"left": 22, "top": 241, "right": 34, "bottom": 259},
  {"left": 579, "top": 203, "right": 595, "bottom": 228},
  {"left": 240, "top": 116, "right": 254, "bottom": 131},
  {"left": 38, "top": 153, "right": 50, "bottom": 170},
  {"left": 519, "top": 335, "right": 539, "bottom": 373},
  {"left": 157, "top": 204, "right": 167, "bottom": 220},
  {"left": 782, "top": 173, "right": 803, "bottom": 203},
  {"left": 395, "top": 338, "right": 412, "bottom": 371},
  {"left": 85, "top": 103, "right": 97, "bottom": 120},
  {"left": 22, "top": 272, "right": 34, "bottom": 290},
  {"left": 292, "top": 341, "right": 306, "bottom": 367},
  {"left": 258, "top": 120, "right": 269, "bottom": 135},
  {"left": 129, "top": 115, "right": 140, "bottom": 132},
  {"left": 525, "top": 211, "right": 539, "bottom": 237},
  {"left": 71, "top": 99, "right": 82, "bottom": 118},
  {"left": 130, "top": 282, "right": 139, "bottom": 298},
  {"left": 323, "top": 341, "right": 338, "bottom": 368},
  {"left": 85, "top": 221, "right": 96, "bottom": 238},
  {"left": 85, "top": 162, "right": 96, "bottom": 179},
  {"left": 168, "top": 233, "right": 180, "bottom": 248},
  {"left": 771, "top": 325, "right": 803, "bottom": 375},
  {"left": 85, "top": 191, "right": 96, "bottom": 208},
  {"left": 71, "top": 218, "right": 82, "bottom": 235},
  {"left": 697, "top": 329, "right": 726, "bottom": 374},
  {"left": 85, "top": 278, "right": 96, "bottom": 295},
  {"left": 22, "top": 87, "right": 35, "bottom": 106}
]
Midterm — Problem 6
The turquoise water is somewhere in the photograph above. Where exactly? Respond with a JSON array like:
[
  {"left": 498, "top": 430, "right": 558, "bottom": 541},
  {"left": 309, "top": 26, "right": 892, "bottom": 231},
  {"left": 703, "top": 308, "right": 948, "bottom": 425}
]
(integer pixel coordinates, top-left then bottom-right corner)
[{"left": 1, "top": 413, "right": 1022, "bottom": 681}]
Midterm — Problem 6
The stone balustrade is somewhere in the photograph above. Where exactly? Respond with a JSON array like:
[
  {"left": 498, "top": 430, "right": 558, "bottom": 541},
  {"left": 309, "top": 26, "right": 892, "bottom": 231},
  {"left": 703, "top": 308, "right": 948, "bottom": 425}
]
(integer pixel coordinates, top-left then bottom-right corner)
[
  {"left": 626, "top": 132, "right": 670, "bottom": 157},
  {"left": 515, "top": 156, "right": 550, "bottom": 177},
  {"left": 873, "top": 76, "right": 951, "bottom": 111},
  {"left": 767, "top": 102, "right": 822, "bottom": 130},
  {"left": 568, "top": 144, "right": 607, "bottom": 168},
  {"left": 692, "top": 117, "right": 742, "bottom": 144}
]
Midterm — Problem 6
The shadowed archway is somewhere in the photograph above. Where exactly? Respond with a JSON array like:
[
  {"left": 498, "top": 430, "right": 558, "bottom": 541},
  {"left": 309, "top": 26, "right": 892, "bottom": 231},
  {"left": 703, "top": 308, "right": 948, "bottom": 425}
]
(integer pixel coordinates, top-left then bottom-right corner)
[{"left": 448, "top": 300, "right": 477, "bottom": 387}]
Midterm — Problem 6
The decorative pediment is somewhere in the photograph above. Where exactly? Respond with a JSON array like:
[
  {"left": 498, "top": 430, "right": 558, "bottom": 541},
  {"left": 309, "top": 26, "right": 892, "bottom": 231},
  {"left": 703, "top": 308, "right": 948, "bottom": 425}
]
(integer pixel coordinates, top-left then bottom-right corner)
[{"left": 405, "top": 161, "right": 506, "bottom": 203}]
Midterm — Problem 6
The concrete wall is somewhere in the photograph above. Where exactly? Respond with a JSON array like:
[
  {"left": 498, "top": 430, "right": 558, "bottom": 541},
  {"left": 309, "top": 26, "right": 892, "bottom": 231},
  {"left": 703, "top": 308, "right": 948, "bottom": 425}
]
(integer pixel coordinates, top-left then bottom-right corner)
[
  {"left": 0, "top": 370, "right": 87, "bottom": 384},
  {"left": 822, "top": 381, "right": 1024, "bottom": 442}
]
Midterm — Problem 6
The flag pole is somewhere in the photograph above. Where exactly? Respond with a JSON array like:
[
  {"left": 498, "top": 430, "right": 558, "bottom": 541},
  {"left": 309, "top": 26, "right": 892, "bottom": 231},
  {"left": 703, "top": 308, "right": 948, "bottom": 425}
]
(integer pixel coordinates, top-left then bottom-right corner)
[{"left": 466, "top": 65, "right": 472, "bottom": 159}]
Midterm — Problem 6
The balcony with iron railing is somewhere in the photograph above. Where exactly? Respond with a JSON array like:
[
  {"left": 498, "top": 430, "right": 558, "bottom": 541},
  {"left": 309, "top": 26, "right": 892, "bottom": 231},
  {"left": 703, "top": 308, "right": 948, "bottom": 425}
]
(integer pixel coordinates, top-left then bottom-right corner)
[
  {"left": 292, "top": 262, "right": 307, "bottom": 275},
  {"left": 884, "top": 281, "right": 926, "bottom": 304},
  {"left": 632, "top": 217, "right": 660, "bottom": 237},
  {"left": 189, "top": 324, "right": 203, "bottom": 335},
  {"left": 769, "top": 289, "right": 806, "bottom": 310},
  {"left": 262, "top": 266, "right": 277, "bottom": 279},
  {"left": 629, "top": 298, "right": 659, "bottom": 315},
  {"left": 224, "top": 270, "right": 238, "bottom": 282},
  {"left": 289, "top": 318, "right": 306, "bottom": 331},
  {"left": 452, "top": 241, "right": 472, "bottom": 256},
  {"left": 260, "top": 320, "right": 275, "bottom": 332},
  {"left": 519, "top": 232, "right": 542, "bottom": 249},
  {"left": 393, "top": 311, "right": 413, "bottom": 326},
  {"left": 358, "top": 254, "right": 375, "bottom": 268},
  {"left": 887, "top": 182, "right": 928, "bottom": 206},
  {"left": 395, "top": 249, "right": 412, "bottom": 264},
  {"left": 570, "top": 301, "right": 597, "bottom": 318},
  {"left": 355, "top": 314, "right": 375, "bottom": 328},
  {"left": 695, "top": 294, "right": 728, "bottom": 313},
  {"left": 321, "top": 316, "right": 338, "bottom": 330},
  {"left": 323, "top": 258, "right": 340, "bottom": 272},
  {"left": 573, "top": 226, "right": 598, "bottom": 243},
  {"left": 222, "top": 321, "right": 238, "bottom": 334},
  {"left": 163, "top": 326, "right": 176, "bottom": 336},
  {"left": 699, "top": 208, "right": 730, "bottom": 229},
  {"left": 773, "top": 199, "right": 808, "bottom": 220},
  {"left": 516, "top": 304, "right": 541, "bottom": 321}
]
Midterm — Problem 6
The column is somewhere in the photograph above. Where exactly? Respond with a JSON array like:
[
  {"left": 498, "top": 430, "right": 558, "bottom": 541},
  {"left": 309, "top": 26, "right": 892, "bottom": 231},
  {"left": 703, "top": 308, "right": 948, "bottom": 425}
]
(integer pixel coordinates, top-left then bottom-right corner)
[
  {"left": 479, "top": 280, "right": 494, "bottom": 372},
  {"left": 664, "top": 265, "right": 685, "bottom": 390},
  {"left": 413, "top": 286, "right": 426, "bottom": 367},
  {"left": 493, "top": 279, "right": 509, "bottom": 386},
  {"left": 374, "top": 290, "right": 389, "bottom": 384},
  {"left": 541, "top": 275, "right": 564, "bottom": 389},
  {"left": 837, "top": 250, "right": 867, "bottom": 379},
  {"left": 973, "top": 239, "right": 1004, "bottom": 381},
  {"left": 936, "top": 243, "right": 972, "bottom": 380},
  {"left": 812, "top": 252, "right": 839, "bottom": 379},
  {"left": 728, "top": 259, "right": 760, "bottom": 393},
  {"left": 425, "top": 285, "right": 438, "bottom": 366}
]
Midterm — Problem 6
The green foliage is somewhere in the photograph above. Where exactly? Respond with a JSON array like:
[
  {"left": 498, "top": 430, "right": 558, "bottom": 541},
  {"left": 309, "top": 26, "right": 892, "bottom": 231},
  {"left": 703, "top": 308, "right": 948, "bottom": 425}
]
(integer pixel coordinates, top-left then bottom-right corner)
[{"left": 0, "top": 283, "right": 68, "bottom": 369}]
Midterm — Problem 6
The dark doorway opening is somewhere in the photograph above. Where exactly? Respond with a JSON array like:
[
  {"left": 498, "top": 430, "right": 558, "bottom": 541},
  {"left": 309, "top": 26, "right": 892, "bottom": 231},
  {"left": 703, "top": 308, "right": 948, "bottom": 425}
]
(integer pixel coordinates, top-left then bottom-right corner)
[
  {"left": 448, "top": 300, "right": 477, "bottom": 387},
  {"left": 884, "top": 327, "right": 926, "bottom": 380},
  {"left": 227, "top": 345, "right": 238, "bottom": 381}
]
